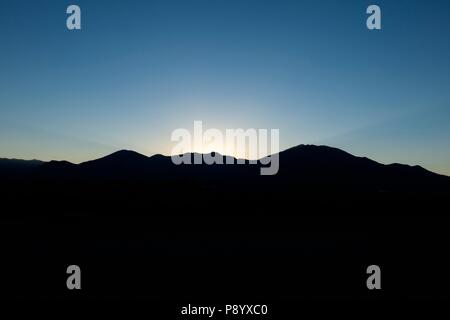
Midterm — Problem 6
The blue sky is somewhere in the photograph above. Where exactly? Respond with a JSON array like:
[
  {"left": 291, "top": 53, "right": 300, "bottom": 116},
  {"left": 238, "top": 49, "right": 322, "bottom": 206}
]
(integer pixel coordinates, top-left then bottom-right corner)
[{"left": 1, "top": 0, "right": 450, "bottom": 175}]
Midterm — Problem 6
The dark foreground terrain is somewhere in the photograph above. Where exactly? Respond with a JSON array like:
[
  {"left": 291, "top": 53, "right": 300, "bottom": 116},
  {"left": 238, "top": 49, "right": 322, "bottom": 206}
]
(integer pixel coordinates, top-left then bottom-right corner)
[{"left": 1, "top": 145, "right": 449, "bottom": 313}]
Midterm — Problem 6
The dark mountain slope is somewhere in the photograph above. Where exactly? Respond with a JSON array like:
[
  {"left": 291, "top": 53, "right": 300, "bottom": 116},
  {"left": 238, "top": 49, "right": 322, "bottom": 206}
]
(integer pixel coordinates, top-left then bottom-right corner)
[{"left": 269, "top": 145, "right": 450, "bottom": 191}]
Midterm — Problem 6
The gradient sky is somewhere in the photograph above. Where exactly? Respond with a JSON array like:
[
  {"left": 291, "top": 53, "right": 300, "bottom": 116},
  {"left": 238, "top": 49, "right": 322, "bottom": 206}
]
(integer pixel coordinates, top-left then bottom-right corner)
[{"left": 1, "top": 0, "right": 450, "bottom": 175}]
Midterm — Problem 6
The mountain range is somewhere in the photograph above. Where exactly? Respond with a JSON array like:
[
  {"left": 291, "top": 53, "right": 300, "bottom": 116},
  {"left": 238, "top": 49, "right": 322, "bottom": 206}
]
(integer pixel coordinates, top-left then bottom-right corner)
[{"left": 1, "top": 144, "right": 449, "bottom": 192}]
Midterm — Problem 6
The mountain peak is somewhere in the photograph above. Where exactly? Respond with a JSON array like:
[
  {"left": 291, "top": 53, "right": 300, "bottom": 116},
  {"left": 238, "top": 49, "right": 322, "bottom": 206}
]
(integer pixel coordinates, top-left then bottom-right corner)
[
  {"left": 80, "top": 149, "right": 149, "bottom": 168},
  {"left": 288, "top": 144, "right": 352, "bottom": 154},
  {"left": 106, "top": 149, "right": 147, "bottom": 159}
]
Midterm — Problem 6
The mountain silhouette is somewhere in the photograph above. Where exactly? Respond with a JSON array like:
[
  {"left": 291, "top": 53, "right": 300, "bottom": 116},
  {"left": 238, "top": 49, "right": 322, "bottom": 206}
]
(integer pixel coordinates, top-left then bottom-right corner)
[
  {"left": 81, "top": 150, "right": 149, "bottom": 167},
  {"left": 1, "top": 144, "right": 449, "bottom": 192},
  {"left": 270, "top": 145, "right": 450, "bottom": 191},
  {"left": 0, "top": 158, "right": 43, "bottom": 178}
]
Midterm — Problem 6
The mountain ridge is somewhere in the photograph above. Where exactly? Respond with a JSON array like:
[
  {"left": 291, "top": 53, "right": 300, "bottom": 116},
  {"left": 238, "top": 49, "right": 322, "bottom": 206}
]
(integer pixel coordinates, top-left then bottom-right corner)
[
  {"left": 0, "top": 144, "right": 446, "bottom": 174},
  {"left": 1, "top": 145, "right": 449, "bottom": 190}
]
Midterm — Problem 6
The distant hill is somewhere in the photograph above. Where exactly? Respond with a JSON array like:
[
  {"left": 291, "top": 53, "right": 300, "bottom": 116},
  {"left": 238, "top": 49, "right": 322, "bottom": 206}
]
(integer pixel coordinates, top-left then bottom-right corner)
[{"left": 0, "top": 158, "right": 43, "bottom": 177}]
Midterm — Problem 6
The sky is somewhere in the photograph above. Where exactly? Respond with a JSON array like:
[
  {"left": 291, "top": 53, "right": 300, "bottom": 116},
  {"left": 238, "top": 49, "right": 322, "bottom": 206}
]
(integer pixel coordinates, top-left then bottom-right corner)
[{"left": 1, "top": 0, "right": 450, "bottom": 175}]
